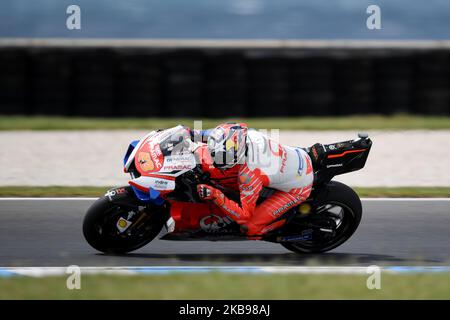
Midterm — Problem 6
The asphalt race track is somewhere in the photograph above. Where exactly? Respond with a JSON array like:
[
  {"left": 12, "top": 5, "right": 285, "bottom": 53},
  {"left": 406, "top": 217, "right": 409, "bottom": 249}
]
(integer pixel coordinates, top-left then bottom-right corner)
[{"left": 0, "top": 199, "right": 449, "bottom": 267}]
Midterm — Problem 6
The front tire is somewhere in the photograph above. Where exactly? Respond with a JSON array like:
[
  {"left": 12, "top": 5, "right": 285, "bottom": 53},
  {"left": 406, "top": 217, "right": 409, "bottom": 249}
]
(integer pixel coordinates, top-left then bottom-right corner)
[
  {"left": 281, "top": 181, "right": 362, "bottom": 254},
  {"left": 83, "top": 196, "right": 166, "bottom": 254}
]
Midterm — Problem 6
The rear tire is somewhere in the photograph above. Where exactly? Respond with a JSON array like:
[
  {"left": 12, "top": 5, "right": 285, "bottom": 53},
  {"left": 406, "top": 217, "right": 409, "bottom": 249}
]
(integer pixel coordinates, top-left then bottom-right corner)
[
  {"left": 281, "top": 181, "right": 362, "bottom": 254},
  {"left": 83, "top": 196, "right": 165, "bottom": 254}
]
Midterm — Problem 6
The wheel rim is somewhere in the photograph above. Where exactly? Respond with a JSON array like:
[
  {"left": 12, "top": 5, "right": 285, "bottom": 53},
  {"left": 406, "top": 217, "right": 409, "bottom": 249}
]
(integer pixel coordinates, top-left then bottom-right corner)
[
  {"left": 91, "top": 205, "right": 158, "bottom": 249},
  {"left": 288, "top": 201, "right": 356, "bottom": 251}
]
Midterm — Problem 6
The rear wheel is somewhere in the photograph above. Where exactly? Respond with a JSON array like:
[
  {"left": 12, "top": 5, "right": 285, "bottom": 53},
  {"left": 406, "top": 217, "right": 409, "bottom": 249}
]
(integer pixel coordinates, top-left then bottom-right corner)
[
  {"left": 281, "top": 181, "right": 362, "bottom": 254},
  {"left": 83, "top": 196, "right": 166, "bottom": 254}
]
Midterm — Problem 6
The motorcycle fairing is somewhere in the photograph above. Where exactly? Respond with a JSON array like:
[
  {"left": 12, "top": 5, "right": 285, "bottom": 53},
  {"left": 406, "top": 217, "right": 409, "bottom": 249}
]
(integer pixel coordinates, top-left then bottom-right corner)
[
  {"left": 159, "top": 154, "right": 197, "bottom": 174},
  {"left": 127, "top": 126, "right": 198, "bottom": 195},
  {"left": 129, "top": 183, "right": 164, "bottom": 205},
  {"left": 129, "top": 175, "right": 176, "bottom": 192},
  {"left": 124, "top": 126, "right": 190, "bottom": 170},
  {"left": 124, "top": 131, "right": 159, "bottom": 173},
  {"left": 131, "top": 125, "right": 190, "bottom": 173},
  {"left": 123, "top": 140, "right": 140, "bottom": 168},
  {"left": 134, "top": 135, "right": 165, "bottom": 174},
  {"left": 160, "top": 201, "right": 241, "bottom": 239},
  {"left": 128, "top": 152, "right": 197, "bottom": 197}
]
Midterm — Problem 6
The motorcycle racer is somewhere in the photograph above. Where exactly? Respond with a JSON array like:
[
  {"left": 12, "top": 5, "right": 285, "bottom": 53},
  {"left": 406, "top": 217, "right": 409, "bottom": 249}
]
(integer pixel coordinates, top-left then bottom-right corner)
[
  {"left": 193, "top": 123, "right": 315, "bottom": 238},
  {"left": 84, "top": 123, "right": 371, "bottom": 254}
]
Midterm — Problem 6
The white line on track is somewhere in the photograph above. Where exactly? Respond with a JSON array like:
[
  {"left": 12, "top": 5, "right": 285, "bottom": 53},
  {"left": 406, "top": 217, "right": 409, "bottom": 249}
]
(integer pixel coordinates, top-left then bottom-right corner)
[
  {"left": 0, "top": 197, "right": 449, "bottom": 201},
  {"left": 1, "top": 266, "right": 450, "bottom": 277},
  {"left": 0, "top": 197, "right": 97, "bottom": 201},
  {"left": 361, "top": 198, "right": 450, "bottom": 201}
]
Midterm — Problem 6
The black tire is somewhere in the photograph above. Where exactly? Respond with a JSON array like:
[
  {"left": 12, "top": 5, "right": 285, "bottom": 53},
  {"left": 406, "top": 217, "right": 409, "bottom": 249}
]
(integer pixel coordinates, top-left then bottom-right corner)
[
  {"left": 83, "top": 196, "right": 165, "bottom": 254},
  {"left": 281, "top": 181, "right": 362, "bottom": 254}
]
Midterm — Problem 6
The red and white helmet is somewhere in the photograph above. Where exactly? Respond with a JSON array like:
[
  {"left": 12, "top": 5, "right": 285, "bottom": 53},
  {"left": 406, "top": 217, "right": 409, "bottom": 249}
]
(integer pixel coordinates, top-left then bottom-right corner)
[{"left": 207, "top": 123, "right": 248, "bottom": 169}]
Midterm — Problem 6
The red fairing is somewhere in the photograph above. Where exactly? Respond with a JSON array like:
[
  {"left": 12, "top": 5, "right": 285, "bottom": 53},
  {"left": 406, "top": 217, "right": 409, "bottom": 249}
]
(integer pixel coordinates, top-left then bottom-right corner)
[
  {"left": 134, "top": 138, "right": 164, "bottom": 176},
  {"left": 169, "top": 201, "right": 232, "bottom": 232}
]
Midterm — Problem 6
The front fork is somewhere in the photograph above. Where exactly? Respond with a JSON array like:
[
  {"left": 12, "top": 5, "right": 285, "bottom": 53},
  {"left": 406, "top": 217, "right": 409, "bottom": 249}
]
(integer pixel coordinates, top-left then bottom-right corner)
[{"left": 117, "top": 203, "right": 171, "bottom": 237}]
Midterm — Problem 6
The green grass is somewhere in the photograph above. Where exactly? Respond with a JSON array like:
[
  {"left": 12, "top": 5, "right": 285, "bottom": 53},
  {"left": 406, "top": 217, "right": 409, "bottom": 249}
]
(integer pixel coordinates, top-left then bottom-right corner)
[
  {"left": 354, "top": 187, "right": 450, "bottom": 198},
  {"left": 0, "top": 186, "right": 106, "bottom": 197},
  {"left": 0, "top": 186, "right": 448, "bottom": 198},
  {"left": 1, "top": 273, "right": 450, "bottom": 299},
  {"left": 1, "top": 115, "right": 449, "bottom": 131}
]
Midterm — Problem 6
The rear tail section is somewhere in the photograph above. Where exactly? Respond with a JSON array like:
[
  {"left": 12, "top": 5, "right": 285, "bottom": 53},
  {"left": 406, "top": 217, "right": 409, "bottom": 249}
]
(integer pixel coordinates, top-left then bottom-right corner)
[{"left": 309, "top": 133, "right": 372, "bottom": 185}]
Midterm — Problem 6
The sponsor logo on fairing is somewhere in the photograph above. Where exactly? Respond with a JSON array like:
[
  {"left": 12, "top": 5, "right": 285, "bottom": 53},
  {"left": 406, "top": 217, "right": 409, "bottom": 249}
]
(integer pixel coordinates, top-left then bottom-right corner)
[
  {"left": 105, "top": 187, "right": 126, "bottom": 200},
  {"left": 149, "top": 143, "right": 163, "bottom": 169},
  {"left": 154, "top": 179, "right": 169, "bottom": 186},
  {"left": 161, "top": 154, "right": 196, "bottom": 171},
  {"left": 149, "top": 177, "right": 175, "bottom": 191},
  {"left": 138, "top": 152, "right": 154, "bottom": 172},
  {"left": 199, "top": 214, "right": 233, "bottom": 232}
]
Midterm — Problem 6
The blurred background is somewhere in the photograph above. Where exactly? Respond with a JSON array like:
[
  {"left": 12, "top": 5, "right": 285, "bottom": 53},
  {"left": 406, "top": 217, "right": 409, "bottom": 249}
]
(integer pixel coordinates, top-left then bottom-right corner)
[
  {"left": 0, "top": 0, "right": 449, "bottom": 118},
  {"left": 0, "top": 0, "right": 450, "bottom": 300},
  {"left": 2, "top": 0, "right": 450, "bottom": 39}
]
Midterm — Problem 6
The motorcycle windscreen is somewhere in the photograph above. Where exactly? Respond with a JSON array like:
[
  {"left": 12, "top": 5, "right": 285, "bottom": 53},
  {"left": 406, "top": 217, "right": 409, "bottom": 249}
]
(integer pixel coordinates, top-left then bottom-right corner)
[{"left": 134, "top": 126, "right": 194, "bottom": 176}]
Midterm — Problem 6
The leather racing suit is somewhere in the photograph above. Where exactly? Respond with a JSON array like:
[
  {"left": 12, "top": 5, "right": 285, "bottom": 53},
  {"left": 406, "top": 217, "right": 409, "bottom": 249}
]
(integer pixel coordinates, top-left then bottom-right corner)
[{"left": 194, "top": 128, "right": 314, "bottom": 237}]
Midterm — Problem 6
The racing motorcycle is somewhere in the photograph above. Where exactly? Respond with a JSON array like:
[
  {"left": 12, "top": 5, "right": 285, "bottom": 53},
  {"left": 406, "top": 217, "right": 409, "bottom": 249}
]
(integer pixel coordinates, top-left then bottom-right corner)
[{"left": 83, "top": 125, "right": 372, "bottom": 254}]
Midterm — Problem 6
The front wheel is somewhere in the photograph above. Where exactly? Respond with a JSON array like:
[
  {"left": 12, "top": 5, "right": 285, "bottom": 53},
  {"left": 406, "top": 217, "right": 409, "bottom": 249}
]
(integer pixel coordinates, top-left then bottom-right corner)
[
  {"left": 83, "top": 196, "right": 166, "bottom": 254},
  {"left": 281, "top": 181, "right": 362, "bottom": 254}
]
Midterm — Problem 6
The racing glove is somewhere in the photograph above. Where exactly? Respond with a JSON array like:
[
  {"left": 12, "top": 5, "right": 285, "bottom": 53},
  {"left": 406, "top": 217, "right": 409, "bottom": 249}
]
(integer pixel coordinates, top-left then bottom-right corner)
[{"left": 197, "top": 184, "right": 224, "bottom": 205}]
